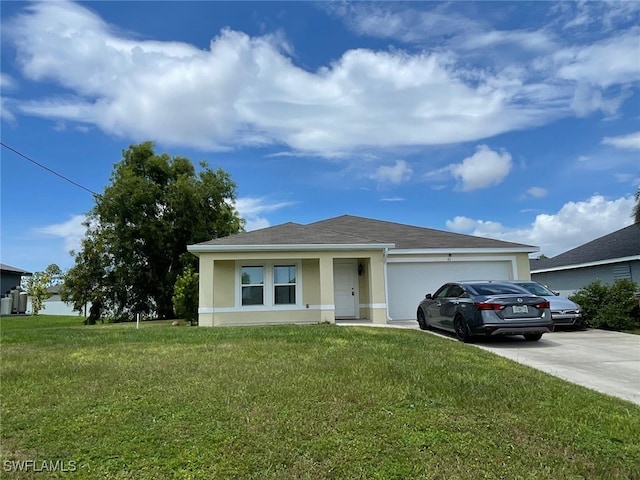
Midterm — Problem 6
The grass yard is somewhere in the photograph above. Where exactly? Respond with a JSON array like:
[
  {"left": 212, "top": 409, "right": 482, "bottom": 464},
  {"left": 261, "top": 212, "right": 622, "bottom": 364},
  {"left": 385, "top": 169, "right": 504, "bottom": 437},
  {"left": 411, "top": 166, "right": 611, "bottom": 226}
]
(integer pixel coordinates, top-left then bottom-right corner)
[{"left": 1, "top": 316, "right": 639, "bottom": 479}]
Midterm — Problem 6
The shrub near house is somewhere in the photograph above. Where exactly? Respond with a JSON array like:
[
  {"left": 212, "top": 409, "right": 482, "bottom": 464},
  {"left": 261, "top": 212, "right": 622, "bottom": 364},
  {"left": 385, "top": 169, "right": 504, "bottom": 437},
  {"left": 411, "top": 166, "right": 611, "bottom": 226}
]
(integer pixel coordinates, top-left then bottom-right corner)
[{"left": 570, "top": 279, "right": 640, "bottom": 331}]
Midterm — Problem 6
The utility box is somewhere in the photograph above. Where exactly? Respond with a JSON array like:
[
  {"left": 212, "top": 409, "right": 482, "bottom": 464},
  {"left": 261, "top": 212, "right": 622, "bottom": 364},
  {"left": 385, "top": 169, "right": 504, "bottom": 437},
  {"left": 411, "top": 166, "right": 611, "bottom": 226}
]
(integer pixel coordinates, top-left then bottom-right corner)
[
  {"left": 18, "top": 292, "right": 28, "bottom": 314},
  {"left": 1, "top": 297, "right": 13, "bottom": 315}
]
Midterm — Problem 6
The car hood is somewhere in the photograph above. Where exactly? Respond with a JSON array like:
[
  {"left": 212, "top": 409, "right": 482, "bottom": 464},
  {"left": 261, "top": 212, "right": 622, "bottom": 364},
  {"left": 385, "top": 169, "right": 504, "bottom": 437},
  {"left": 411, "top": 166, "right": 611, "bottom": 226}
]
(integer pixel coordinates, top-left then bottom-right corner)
[{"left": 543, "top": 295, "right": 579, "bottom": 311}]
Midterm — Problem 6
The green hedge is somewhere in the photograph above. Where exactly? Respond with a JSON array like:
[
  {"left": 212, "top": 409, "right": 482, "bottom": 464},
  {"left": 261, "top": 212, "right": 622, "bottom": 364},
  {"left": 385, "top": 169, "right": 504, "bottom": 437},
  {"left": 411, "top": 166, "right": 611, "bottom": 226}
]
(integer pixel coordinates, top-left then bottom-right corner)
[{"left": 569, "top": 279, "right": 640, "bottom": 331}]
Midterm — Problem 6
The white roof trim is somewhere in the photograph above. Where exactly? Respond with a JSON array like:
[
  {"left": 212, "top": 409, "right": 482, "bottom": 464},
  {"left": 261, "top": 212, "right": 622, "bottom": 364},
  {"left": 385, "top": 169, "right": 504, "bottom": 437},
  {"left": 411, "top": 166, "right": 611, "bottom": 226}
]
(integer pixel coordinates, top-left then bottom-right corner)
[
  {"left": 531, "top": 255, "right": 640, "bottom": 273},
  {"left": 188, "top": 243, "right": 396, "bottom": 254},
  {"left": 390, "top": 247, "right": 539, "bottom": 255}
]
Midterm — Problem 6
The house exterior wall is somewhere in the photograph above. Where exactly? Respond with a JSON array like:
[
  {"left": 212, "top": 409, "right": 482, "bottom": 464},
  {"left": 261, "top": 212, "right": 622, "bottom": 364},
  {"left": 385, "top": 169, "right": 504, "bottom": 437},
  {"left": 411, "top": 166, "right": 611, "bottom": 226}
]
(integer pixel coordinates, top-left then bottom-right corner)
[
  {"left": 532, "top": 260, "right": 640, "bottom": 297},
  {"left": 196, "top": 249, "right": 388, "bottom": 327},
  {"left": 26, "top": 294, "right": 88, "bottom": 316},
  {"left": 515, "top": 254, "right": 532, "bottom": 279},
  {"left": 1, "top": 272, "right": 23, "bottom": 296}
]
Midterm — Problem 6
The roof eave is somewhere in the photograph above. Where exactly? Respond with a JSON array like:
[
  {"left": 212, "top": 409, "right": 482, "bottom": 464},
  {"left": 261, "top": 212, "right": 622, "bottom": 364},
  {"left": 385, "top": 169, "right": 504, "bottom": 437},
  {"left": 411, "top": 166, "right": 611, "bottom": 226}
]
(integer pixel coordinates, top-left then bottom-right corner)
[
  {"left": 390, "top": 247, "right": 539, "bottom": 255},
  {"left": 187, "top": 243, "right": 396, "bottom": 255},
  {"left": 531, "top": 255, "right": 640, "bottom": 273}
]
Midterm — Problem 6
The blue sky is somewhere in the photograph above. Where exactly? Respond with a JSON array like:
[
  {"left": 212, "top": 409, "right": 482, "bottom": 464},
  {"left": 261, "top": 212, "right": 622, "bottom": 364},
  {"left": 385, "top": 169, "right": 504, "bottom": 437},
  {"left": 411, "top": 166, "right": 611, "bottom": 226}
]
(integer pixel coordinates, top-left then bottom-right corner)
[{"left": 1, "top": 1, "right": 639, "bottom": 274}]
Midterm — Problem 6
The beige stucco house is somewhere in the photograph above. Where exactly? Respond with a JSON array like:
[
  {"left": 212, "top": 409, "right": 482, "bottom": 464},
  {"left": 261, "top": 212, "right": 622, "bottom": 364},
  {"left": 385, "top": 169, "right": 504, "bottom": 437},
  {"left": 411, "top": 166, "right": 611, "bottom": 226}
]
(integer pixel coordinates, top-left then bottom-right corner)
[{"left": 188, "top": 215, "right": 538, "bottom": 327}]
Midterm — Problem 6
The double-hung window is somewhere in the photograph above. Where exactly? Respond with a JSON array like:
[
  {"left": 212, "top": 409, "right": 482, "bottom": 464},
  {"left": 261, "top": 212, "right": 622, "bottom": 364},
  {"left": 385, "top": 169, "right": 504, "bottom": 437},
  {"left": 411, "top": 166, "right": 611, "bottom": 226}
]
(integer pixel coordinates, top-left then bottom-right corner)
[
  {"left": 241, "top": 266, "right": 264, "bottom": 306},
  {"left": 274, "top": 265, "right": 296, "bottom": 305}
]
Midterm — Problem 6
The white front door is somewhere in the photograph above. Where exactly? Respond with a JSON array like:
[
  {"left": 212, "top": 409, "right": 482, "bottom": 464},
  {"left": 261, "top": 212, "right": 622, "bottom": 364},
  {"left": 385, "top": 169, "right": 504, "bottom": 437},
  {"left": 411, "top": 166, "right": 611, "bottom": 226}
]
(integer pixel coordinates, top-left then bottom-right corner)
[{"left": 334, "top": 260, "right": 358, "bottom": 318}]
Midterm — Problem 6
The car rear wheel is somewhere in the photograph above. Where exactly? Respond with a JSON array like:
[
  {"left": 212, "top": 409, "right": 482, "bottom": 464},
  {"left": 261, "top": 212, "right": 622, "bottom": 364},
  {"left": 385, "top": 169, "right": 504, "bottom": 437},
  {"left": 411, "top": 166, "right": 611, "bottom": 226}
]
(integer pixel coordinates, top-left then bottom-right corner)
[
  {"left": 454, "top": 317, "right": 471, "bottom": 343},
  {"left": 417, "top": 309, "right": 428, "bottom": 330},
  {"left": 523, "top": 333, "right": 543, "bottom": 341}
]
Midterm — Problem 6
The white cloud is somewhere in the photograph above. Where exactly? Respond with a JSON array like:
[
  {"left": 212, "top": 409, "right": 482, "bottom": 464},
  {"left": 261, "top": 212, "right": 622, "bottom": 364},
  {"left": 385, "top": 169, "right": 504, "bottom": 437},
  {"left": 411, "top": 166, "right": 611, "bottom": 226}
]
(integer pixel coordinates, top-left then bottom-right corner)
[
  {"left": 234, "top": 196, "right": 295, "bottom": 231},
  {"left": 328, "top": 3, "right": 480, "bottom": 45},
  {"left": 526, "top": 187, "right": 548, "bottom": 198},
  {"left": 0, "top": 74, "right": 18, "bottom": 122},
  {"left": 449, "top": 145, "right": 512, "bottom": 191},
  {"left": 459, "top": 30, "right": 556, "bottom": 52},
  {"left": 369, "top": 160, "right": 413, "bottom": 185},
  {"left": 6, "top": 0, "right": 622, "bottom": 157},
  {"left": 37, "top": 214, "right": 88, "bottom": 254},
  {"left": 602, "top": 131, "right": 640, "bottom": 150},
  {"left": 0, "top": 73, "right": 17, "bottom": 91},
  {"left": 551, "top": 30, "right": 640, "bottom": 88},
  {"left": 570, "top": 83, "right": 629, "bottom": 117},
  {"left": 446, "top": 194, "right": 635, "bottom": 257}
]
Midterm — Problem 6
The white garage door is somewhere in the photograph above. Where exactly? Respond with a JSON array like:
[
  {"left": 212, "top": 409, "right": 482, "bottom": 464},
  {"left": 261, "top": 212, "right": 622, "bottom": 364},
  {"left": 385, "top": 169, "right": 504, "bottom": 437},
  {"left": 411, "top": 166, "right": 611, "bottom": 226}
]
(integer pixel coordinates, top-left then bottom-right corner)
[{"left": 387, "top": 261, "right": 513, "bottom": 320}]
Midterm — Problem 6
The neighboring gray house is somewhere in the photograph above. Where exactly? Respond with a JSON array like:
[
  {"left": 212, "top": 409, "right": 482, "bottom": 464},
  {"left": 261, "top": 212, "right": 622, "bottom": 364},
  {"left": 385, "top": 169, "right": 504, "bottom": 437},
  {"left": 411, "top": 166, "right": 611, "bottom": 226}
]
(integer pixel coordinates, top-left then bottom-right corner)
[
  {"left": 1, "top": 263, "right": 31, "bottom": 295},
  {"left": 531, "top": 224, "right": 640, "bottom": 296},
  {"left": 26, "top": 284, "right": 87, "bottom": 316}
]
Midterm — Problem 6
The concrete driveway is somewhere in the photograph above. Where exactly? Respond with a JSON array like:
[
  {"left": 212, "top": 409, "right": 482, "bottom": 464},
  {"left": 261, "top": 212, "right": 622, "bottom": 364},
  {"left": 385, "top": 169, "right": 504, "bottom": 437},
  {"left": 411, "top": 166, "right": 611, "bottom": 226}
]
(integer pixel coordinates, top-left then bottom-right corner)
[
  {"left": 340, "top": 321, "right": 640, "bottom": 406},
  {"left": 471, "top": 329, "right": 640, "bottom": 406}
]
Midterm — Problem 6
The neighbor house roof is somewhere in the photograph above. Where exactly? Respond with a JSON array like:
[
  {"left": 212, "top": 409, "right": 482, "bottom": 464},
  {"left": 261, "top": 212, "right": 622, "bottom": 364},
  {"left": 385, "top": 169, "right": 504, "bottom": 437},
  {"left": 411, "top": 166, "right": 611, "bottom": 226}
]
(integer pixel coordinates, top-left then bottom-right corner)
[
  {"left": 0, "top": 264, "right": 32, "bottom": 275},
  {"left": 531, "top": 223, "right": 640, "bottom": 272},
  {"left": 189, "top": 215, "right": 537, "bottom": 253}
]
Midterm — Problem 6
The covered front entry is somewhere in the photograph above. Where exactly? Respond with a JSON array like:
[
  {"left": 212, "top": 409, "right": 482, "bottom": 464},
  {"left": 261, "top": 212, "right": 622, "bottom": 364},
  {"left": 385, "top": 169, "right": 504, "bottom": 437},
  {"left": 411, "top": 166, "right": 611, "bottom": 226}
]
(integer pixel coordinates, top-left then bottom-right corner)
[{"left": 333, "top": 259, "right": 359, "bottom": 319}]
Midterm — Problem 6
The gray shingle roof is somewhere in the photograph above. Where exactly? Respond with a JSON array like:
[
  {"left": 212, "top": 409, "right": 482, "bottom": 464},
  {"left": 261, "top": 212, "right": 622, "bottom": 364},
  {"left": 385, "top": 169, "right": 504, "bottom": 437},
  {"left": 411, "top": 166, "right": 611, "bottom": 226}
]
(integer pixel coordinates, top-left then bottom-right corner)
[
  {"left": 531, "top": 223, "right": 640, "bottom": 271},
  {"left": 193, "top": 215, "right": 536, "bottom": 251},
  {"left": 195, "top": 222, "right": 385, "bottom": 246},
  {"left": 311, "top": 215, "right": 535, "bottom": 250}
]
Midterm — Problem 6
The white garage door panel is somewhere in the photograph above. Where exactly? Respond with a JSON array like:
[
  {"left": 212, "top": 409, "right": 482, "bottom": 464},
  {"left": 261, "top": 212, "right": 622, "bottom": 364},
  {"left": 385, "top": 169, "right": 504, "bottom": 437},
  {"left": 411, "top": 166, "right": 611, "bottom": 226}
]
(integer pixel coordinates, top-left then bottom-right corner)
[{"left": 387, "top": 261, "right": 512, "bottom": 320}]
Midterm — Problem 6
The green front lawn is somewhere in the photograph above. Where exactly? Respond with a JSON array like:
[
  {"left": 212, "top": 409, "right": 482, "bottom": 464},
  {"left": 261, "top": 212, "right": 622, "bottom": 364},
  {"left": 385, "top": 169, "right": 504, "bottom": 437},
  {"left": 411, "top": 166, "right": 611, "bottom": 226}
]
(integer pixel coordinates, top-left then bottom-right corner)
[{"left": 1, "top": 316, "right": 639, "bottom": 479}]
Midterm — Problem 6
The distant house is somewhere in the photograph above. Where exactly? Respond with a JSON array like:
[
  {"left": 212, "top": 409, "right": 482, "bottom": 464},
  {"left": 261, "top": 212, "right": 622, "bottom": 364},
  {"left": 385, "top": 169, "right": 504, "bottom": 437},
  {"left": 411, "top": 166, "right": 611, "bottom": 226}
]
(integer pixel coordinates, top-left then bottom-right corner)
[
  {"left": 188, "top": 214, "right": 538, "bottom": 326},
  {"left": 0, "top": 263, "right": 31, "bottom": 295},
  {"left": 26, "top": 284, "right": 87, "bottom": 316},
  {"left": 531, "top": 224, "right": 640, "bottom": 296}
]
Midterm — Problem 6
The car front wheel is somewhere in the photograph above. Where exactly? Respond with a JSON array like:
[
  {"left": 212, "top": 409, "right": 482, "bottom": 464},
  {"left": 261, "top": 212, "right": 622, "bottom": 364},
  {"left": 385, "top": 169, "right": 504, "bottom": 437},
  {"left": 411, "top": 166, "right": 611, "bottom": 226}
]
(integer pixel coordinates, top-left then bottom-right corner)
[{"left": 417, "top": 309, "right": 428, "bottom": 330}]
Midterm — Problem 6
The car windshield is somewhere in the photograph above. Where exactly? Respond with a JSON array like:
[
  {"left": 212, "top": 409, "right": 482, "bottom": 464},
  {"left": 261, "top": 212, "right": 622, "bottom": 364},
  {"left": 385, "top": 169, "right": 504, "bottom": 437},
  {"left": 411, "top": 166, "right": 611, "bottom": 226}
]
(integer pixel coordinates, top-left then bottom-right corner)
[
  {"left": 468, "top": 283, "right": 530, "bottom": 296},
  {"left": 514, "top": 282, "right": 554, "bottom": 296}
]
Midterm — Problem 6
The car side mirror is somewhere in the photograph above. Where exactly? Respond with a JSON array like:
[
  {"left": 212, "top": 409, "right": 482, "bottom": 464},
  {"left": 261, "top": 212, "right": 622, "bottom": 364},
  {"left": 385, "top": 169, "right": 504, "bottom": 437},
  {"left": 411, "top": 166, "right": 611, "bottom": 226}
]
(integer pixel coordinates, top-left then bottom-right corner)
[
  {"left": 554, "top": 291, "right": 560, "bottom": 296},
  {"left": 425, "top": 293, "right": 433, "bottom": 299}
]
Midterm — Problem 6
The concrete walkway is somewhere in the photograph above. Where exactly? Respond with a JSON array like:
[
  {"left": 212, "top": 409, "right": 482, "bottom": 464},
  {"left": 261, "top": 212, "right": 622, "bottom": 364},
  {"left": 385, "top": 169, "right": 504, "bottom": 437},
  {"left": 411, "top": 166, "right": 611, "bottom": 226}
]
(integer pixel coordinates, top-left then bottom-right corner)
[{"left": 337, "top": 320, "right": 640, "bottom": 406}]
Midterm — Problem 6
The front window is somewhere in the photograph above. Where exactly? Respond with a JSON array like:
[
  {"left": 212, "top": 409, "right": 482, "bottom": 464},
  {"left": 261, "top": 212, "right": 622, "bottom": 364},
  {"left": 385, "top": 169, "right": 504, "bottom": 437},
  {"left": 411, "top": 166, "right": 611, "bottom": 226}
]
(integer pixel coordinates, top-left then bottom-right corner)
[
  {"left": 274, "top": 265, "right": 296, "bottom": 305},
  {"left": 241, "top": 266, "right": 264, "bottom": 305}
]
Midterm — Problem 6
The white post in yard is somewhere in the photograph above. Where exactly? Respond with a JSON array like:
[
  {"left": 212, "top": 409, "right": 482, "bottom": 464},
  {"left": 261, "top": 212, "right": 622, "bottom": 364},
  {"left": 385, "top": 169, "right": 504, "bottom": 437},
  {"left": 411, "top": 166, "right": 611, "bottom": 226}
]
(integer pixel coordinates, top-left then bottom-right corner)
[{"left": 136, "top": 312, "right": 140, "bottom": 330}]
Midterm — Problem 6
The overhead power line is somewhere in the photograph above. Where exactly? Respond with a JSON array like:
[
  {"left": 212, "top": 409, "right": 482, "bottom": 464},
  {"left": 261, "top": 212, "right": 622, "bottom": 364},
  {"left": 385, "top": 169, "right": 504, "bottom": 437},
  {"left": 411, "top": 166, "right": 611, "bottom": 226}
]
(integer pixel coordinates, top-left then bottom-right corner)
[{"left": 1, "top": 141, "right": 100, "bottom": 197}]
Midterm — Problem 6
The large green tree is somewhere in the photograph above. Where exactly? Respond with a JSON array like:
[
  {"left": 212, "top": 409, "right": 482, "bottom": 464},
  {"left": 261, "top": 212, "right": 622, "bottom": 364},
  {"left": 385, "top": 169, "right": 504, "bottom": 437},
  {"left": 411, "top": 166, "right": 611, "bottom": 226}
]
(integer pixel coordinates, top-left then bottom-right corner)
[{"left": 63, "top": 142, "right": 244, "bottom": 320}]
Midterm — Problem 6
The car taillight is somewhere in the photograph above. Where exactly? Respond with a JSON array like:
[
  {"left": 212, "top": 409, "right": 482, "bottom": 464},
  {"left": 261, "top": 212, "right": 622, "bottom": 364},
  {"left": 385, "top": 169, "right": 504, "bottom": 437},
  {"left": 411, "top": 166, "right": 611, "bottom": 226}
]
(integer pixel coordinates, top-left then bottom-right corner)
[
  {"left": 474, "top": 302, "right": 505, "bottom": 311},
  {"left": 535, "top": 300, "right": 550, "bottom": 309}
]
